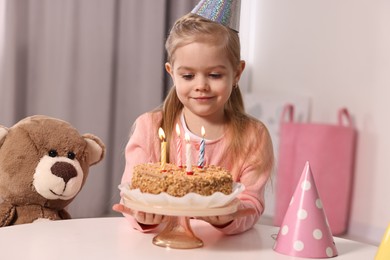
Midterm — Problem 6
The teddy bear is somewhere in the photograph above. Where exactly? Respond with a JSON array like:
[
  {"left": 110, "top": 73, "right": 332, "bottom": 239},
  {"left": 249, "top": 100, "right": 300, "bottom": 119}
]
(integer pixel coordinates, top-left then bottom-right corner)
[{"left": 0, "top": 115, "right": 105, "bottom": 226}]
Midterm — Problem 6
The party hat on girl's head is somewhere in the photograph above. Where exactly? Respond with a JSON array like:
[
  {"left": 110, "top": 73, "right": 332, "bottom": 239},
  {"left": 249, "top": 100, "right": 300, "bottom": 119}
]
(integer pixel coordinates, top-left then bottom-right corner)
[
  {"left": 191, "top": 0, "right": 241, "bottom": 32},
  {"left": 375, "top": 223, "right": 390, "bottom": 260},
  {"left": 273, "top": 161, "right": 338, "bottom": 258}
]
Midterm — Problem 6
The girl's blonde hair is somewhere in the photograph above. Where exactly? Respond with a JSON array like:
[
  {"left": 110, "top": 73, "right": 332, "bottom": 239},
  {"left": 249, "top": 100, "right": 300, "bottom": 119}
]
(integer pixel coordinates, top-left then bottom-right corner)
[{"left": 156, "top": 13, "right": 270, "bottom": 172}]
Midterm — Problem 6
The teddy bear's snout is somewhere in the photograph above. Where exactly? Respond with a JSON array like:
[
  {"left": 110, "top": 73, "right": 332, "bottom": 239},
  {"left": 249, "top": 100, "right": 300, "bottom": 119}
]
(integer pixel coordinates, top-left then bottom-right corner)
[
  {"left": 33, "top": 156, "right": 84, "bottom": 200},
  {"left": 51, "top": 162, "right": 77, "bottom": 183}
]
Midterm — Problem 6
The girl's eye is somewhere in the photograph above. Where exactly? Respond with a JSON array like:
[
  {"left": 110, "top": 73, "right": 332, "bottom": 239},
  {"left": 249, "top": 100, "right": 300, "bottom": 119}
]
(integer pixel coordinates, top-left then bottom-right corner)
[
  {"left": 209, "top": 73, "right": 222, "bottom": 79},
  {"left": 182, "top": 74, "right": 194, "bottom": 80},
  {"left": 67, "top": 151, "right": 76, "bottom": 160},
  {"left": 48, "top": 150, "right": 58, "bottom": 157}
]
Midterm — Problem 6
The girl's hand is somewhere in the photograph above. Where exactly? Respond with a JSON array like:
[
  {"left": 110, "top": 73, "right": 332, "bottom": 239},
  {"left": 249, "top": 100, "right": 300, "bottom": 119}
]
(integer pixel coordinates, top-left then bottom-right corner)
[
  {"left": 112, "top": 204, "right": 168, "bottom": 225},
  {"left": 196, "top": 208, "right": 256, "bottom": 228},
  {"left": 196, "top": 215, "right": 234, "bottom": 228}
]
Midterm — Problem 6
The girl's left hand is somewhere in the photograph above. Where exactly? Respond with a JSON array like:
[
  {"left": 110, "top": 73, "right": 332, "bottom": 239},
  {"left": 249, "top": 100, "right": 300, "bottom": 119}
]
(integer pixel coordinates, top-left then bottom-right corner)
[
  {"left": 196, "top": 208, "right": 255, "bottom": 228},
  {"left": 196, "top": 215, "right": 234, "bottom": 228}
]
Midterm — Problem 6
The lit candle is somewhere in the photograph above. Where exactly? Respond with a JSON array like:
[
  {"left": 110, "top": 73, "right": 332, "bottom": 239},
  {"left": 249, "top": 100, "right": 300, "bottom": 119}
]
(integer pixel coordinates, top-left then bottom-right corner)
[
  {"left": 158, "top": 127, "right": 166, "bottom": 171},
  {"left": 175, "top": 123, "right": 182, "bottom": 168},
  {"left": 185, "top": 133, "right": 193, "bottom": 175},
  {"left": 198, "top": 126, "right": 205, "bottom": 168}
]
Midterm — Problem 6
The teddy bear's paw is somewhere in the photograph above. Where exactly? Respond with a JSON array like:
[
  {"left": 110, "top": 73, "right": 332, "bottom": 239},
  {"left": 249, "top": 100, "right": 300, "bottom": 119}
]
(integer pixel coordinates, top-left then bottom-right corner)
[
  {"left": 0, "top": 204, "right": 16, "bottom": 227},
  {"left": 33, "top": 218, "right": 53, "bottom": 223}
]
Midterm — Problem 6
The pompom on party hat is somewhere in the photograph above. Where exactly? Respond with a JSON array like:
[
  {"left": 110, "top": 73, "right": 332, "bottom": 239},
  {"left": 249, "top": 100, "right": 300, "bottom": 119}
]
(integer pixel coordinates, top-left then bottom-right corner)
[
  {"left": 191, "top": 0, "right": 241, "bottom": 32},
  {"left": 375, "top": 223, "right": 390, "bottom": 260},
  {"left": 273, "top": 161, "right": 338, "bottom": 258}
]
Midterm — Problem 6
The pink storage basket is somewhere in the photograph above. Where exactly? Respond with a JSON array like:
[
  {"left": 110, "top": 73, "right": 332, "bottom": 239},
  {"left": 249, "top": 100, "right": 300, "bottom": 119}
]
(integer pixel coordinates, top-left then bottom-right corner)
[{"left": 274, "top": 104, "right": 357, "bottom": 235}]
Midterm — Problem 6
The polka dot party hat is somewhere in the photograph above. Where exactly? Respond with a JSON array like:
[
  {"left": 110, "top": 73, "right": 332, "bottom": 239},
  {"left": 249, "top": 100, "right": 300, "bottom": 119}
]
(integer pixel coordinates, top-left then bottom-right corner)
[
  {"left": 375, "top": 223, "right": 390, "bottom": 259},
  {"left": 273, "top": 161, "right": 338, "bottom": 258}
]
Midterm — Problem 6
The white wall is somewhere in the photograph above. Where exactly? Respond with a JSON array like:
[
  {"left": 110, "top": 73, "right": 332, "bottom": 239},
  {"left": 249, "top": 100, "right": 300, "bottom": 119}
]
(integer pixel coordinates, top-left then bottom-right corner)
[{"left": 241, "top": 0, "right": 390, "bottom": 245}]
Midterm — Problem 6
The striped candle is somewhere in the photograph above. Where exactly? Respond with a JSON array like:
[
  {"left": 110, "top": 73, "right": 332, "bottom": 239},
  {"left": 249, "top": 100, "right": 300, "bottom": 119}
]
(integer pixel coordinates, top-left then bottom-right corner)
[
  {"left": 175, "top": 123, "right": 182, "bottom": 167},
  {"left": 198, "top": 126, "right": 205, "bottom": 168}
]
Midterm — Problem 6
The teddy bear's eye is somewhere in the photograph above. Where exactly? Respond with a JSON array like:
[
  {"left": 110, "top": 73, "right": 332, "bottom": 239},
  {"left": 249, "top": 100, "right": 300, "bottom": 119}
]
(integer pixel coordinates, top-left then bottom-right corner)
[
  {"left": 67, "top": 151, "right": 76, "bottom": 160},
  {"left": 48, "top": 150, "right": 58, "bottom": 157}
]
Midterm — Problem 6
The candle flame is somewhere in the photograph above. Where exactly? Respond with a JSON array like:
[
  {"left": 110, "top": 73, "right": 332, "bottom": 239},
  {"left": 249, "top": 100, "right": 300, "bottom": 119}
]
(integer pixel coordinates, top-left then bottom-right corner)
[
  {"left": 176, "top": 123, "right": 180, "bottom": 136},
  {"left": 185, "top": 133, "right": 190, "bottom": 142},
  {"left": 201, "top": 126, "right": 205, "bottom": 137},
  {"left": 158, "top": 127, "right": 165, "bottom": 141}
]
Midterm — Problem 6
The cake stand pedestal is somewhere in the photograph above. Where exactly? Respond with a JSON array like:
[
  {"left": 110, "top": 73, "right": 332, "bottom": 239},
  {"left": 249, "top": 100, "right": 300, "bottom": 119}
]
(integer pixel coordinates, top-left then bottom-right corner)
[
  {"left": 153, "top": 215, "right": 203, "bottom": 249},
  {"left": 123, "top": 198, "right": 240, "bottom": 249}
]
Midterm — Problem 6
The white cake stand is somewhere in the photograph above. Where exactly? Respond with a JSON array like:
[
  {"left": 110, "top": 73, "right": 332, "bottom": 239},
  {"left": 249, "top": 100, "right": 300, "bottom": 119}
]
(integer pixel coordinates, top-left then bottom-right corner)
[{"left": 123, "top": 198, "right": 240, "bottom": 249}]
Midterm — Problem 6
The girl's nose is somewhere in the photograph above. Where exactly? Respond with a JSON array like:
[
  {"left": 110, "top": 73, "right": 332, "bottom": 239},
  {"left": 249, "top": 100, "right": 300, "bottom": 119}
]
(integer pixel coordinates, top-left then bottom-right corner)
[{"left": 195, "top": 77, "right": 210, "bottom": 91}]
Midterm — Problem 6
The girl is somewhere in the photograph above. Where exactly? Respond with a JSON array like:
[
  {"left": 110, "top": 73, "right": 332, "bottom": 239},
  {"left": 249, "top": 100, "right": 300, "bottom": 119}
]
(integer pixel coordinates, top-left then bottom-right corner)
[{"left": 113, "top": 12, "right": 274, "bottom": 235}]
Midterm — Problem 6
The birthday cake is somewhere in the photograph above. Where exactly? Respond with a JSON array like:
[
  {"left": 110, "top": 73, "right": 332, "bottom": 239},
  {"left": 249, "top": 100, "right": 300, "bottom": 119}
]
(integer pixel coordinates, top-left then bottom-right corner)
[{"left": 130, "top": 163, "right": 233, "bottom": 197}]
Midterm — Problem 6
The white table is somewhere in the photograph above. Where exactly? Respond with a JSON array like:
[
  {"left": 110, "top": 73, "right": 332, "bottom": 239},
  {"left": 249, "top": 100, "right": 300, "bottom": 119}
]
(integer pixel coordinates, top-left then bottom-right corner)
[{"left": 0, "top": 217, "right": 377, "bottom": 259}]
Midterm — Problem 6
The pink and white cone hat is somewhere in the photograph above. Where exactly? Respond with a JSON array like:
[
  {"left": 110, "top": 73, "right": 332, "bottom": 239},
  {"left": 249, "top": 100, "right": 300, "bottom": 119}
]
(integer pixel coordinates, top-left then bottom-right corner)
[
  {"left": 273, "top": 161, "right": 338, "bottom": 258},
  {"left": 191, "top": 0, "right": 241, "bottom": 32}
]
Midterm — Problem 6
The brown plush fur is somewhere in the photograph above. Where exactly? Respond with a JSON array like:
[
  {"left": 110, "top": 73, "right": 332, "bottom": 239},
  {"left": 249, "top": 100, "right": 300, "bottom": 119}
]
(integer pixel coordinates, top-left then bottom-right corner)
[{"left": 0, "top": 115, "right": 105, "bottom": 226}]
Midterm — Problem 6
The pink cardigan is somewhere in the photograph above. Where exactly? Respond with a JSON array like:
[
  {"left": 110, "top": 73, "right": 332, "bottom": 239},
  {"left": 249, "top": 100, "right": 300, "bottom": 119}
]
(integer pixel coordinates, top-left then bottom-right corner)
[{"left": 120, "top": 111, "right": 273, "bottom": 235}]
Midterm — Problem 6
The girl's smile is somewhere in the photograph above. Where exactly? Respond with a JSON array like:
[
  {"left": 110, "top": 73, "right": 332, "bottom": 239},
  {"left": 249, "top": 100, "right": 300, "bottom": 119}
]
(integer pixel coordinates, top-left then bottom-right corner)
[{"left": 192, "top": 95, "right": 215, "bottom": 101}]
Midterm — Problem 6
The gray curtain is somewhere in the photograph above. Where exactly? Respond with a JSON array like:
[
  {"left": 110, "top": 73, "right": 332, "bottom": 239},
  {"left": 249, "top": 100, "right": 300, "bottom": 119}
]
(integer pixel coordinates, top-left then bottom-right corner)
[{"left": 0, "top": 0, "right": 196, "bottom": 218}]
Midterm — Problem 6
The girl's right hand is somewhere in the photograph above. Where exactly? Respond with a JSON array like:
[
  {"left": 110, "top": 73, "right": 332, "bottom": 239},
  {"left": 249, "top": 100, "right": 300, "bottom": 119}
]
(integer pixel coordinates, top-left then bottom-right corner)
[{"left": 112, "top": 204, "right": 168, "bottom": 225}]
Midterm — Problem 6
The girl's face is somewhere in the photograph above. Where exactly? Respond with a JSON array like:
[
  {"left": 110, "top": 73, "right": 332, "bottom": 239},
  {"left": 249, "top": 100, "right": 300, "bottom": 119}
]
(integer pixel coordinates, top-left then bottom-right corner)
[{"left": 166, "top": 42, "right": 244, "bottom": 122}]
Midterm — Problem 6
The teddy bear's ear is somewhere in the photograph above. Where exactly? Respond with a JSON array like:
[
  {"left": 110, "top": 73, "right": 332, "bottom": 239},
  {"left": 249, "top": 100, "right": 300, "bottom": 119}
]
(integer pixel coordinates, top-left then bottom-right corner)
[
  {"left": 0, "top": 126, "right": 9, "bottom": 147},
  {"left": 83, "top": 134, "right": 105, "bottom": 166}
]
